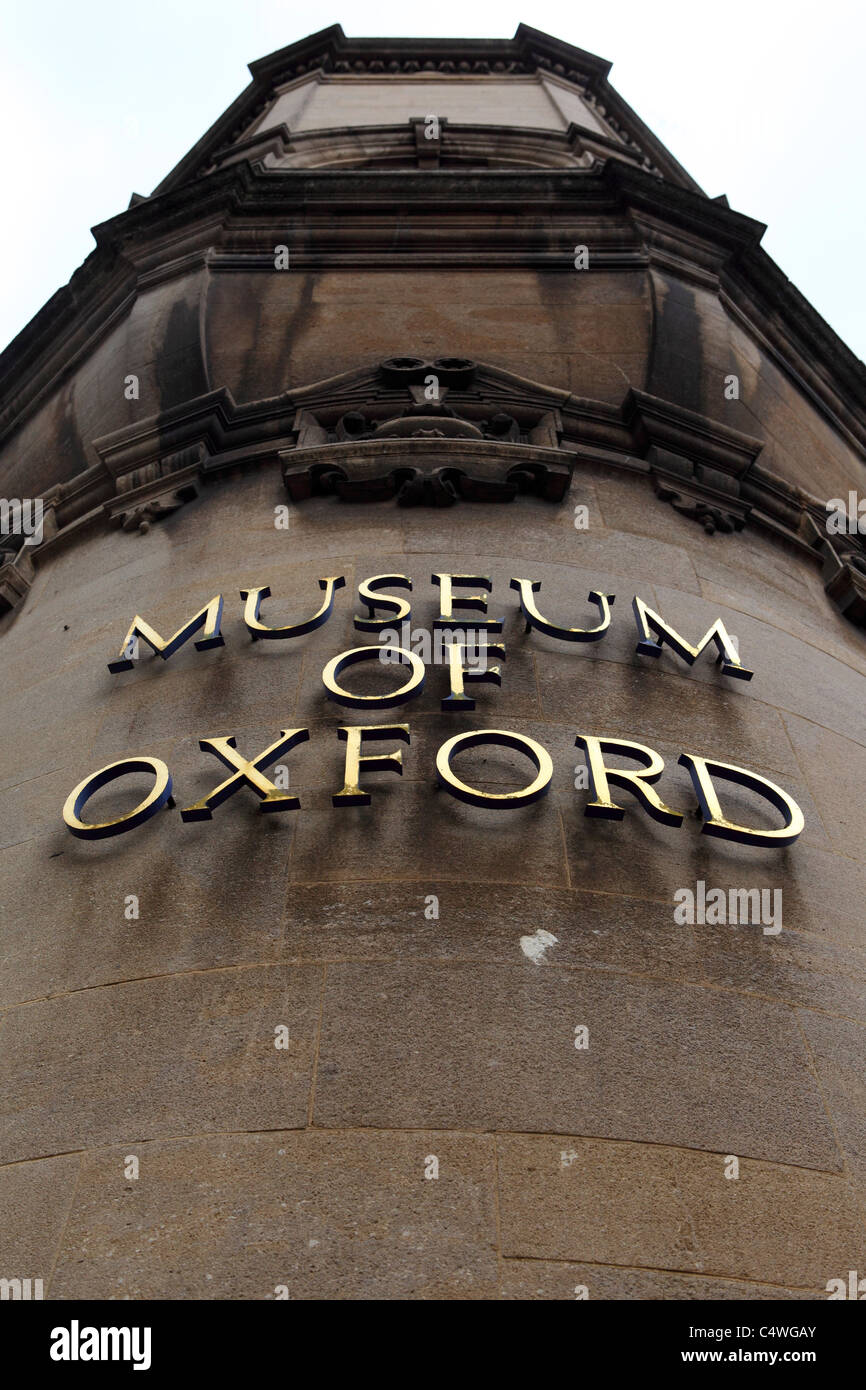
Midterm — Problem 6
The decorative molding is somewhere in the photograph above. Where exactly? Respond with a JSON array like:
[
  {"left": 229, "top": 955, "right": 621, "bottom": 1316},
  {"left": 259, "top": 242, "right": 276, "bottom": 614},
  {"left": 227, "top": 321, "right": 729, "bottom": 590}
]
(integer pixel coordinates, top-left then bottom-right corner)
[
  {"left": 177, "top": 23, "right": 691, "bottom": 196},
  {"left": 1, "top": 356, "right": 864, "bottom": 638},
  {"left": 100, "top": 439, "right": 206, "bottom": 533},
  {"left": 0, "top": 550, "right": 34, "bottom": 616},
  {"left": 822, "top": 546, "right": 866, "bottom": 626},
  {"left": 112, "top": 487, "right": 199, "bottom": 534},
  {"left": 649, "top": 459, "right": 749, "bottom": 535},
  {"left": 3, "top": 160, "right": 865, "bottom": 467},
  {"left": 804, "top": 515, "right": 866, "bottom": 627},
  {"left": 624, "top": 389, "right": 764, "bottom": 477},
  {"left": 208, "top": 117, "right": 616, "bottom": 176},
  {"left": 626, "top": 394, "right": 758, "bottom": 537},
  {"left": 208, "top": 122, "right": 294, "bottom": 173},
  {"left": 0, "top": 500, "right": 59, "bottom": 612},
  {"left": 281, "top": 438, "right": 571, "bottom": 506},
  {"left": 112, "top": 442, "right": 208, "bottom": 492}
]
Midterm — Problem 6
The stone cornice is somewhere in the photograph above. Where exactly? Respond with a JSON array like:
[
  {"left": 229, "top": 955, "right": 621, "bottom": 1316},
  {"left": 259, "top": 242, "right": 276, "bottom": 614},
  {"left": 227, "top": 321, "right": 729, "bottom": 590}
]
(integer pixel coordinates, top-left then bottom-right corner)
[
  {"left": 1, "top": 158, "right": 863, "bottom": 464},
  {"left": 0, "top": 160, "right": 861, "bottom": 461},
  {"left": 2, "top": 357, "right": 863, "bottom": 638},
  {"left": 623, "top": 389, "right": 764, "bottom": 477},
  {"left": 151, "top": 24, "right": 692, "bottom": 197},
  {"left": 245, "top": 25, "right": 612, "bottom": 85},
  {"left": 202, "top": 117, "right": 629, "bottom": 175}
]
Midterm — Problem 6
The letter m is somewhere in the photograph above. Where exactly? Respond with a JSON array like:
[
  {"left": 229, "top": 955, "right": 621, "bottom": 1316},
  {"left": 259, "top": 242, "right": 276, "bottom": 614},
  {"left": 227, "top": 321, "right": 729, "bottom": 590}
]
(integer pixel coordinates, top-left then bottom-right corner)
[
  {"left": 102, "top": 1328, "right": 130, "bottom": 1361},
  {"left": 0, "top": 1278, "right": 22, "bottom": 1299},
  {"left": 108, "top": 596, "right": 225, "bottom": 673},
  {"left": 632, "top": 596, "right": 753, "bottom": 680}
]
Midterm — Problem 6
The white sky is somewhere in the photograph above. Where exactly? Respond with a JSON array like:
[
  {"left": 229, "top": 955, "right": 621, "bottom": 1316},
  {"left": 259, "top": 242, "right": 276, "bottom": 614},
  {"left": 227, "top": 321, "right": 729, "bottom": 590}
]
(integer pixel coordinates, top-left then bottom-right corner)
[{"left": 1, "top": 0, "right": 863, "bottom": 360}]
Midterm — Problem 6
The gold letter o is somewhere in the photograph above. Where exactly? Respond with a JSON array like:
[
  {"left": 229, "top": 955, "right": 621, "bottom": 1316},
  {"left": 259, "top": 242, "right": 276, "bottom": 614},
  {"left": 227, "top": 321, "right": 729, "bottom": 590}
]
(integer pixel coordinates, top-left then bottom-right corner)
[{"left": 436, "top": 729, "right": 553, "bottom": 808}]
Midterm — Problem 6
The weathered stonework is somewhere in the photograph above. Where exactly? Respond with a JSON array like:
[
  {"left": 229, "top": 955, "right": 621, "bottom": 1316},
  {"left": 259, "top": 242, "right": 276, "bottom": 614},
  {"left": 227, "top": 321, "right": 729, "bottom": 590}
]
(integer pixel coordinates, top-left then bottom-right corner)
[{"left": 1, "top": 25, "right": 865, "bottom": 1301}]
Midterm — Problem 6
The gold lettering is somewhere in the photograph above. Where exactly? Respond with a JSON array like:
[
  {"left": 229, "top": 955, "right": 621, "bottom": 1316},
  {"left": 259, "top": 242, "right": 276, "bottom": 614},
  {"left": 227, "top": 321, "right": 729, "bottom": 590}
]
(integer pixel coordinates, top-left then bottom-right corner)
[
  {"left": 321, "top": 645, "right": 425, "bottom": 708},
  {"left": 678, "top": 753, "right": 805, "bottom": 846},
  {"left": 354, "top": 574, "right": 412, "bottom": 632},
  {"left": 436, "top": 729, "right": 553, "bottom": 808},
  {"left": 632, "top": 595, "right": 752, "bottom": 680},
  {"left": 574, "top": 735, "right": 684, "bottom": 826},
  {"left": 63, "top": 757, "right": 173, "bottom": 838},
  {"left": 108, "top": 597, "right": 224, "bottom": 672},
  {"left": 510, "top": 579, "right": 614, "bottom": 641},
  {"left": 180, "top": 729, "right": 309, "bottom": 821},
  {"left": 442, "top": 640, "right": 505, "bottom": 710},
  {"left": 333, "top": 725, "right": 410, "bottom": 806},
  {"left": 240, "top": 578, "right": 345, "bottom": 640},
  {"left": 432, "top": 573, "right": 503, "bottom": 631}
]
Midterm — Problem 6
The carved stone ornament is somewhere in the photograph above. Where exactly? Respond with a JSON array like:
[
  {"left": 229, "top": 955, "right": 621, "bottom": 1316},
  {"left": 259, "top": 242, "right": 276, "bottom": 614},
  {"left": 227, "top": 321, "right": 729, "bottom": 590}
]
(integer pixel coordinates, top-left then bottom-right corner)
[
  {"left": 0, "top": 549, "right": 34, "bottom": 616},
  {"left": 281, "top": 357, "right": 570, "bottom": 504},
  {"left": 646, "top": 448, "right": 750, "bottom": 535},
  {"left": 808, "top": 520, "right": 866, "bottom": 626},
  {"left": 113, "top": 486, "right": 200, "bottom": 534}
]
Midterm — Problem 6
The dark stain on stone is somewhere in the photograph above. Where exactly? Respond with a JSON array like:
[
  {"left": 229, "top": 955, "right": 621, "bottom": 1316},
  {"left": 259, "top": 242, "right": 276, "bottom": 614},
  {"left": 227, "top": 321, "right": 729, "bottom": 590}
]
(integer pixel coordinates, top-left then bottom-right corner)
[
  {"left": 237, "top": 277, "right": 266, "bottom": 402},
  {"left": 648, "top": 271, "right": 704, "bottom": 414},
  {"left": 155, "top": 295, "right": 209, "bottom": 417},
  {"left": 282, "top": 273, "right": 319, "bottom": 391},
  {"left": 5, "top": 369, "right": 89, "bottom": 494},
  {"left": 49, "top": 378, "right": 89, "bottom": 491}
]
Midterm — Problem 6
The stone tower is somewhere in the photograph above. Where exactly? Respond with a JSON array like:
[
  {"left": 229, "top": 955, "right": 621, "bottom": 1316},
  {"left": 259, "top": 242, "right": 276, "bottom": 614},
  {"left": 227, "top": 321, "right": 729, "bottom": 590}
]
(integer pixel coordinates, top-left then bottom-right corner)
[{"left": 1, "top": 25, "right": 865, "bottom": 1300}]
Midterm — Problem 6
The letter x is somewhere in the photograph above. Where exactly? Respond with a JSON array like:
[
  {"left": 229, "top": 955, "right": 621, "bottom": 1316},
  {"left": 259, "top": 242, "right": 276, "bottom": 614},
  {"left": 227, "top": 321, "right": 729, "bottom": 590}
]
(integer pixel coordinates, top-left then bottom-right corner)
[{"left": 180, "top": 729, "right": 309, "bottom": 821}]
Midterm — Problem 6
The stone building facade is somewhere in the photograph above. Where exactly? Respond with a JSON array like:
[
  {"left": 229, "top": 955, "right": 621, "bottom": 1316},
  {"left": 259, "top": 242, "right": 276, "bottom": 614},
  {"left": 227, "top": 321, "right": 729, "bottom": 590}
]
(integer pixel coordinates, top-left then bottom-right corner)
[{"left": 1, "top": 25, "right": 865, "bottom": 1300}]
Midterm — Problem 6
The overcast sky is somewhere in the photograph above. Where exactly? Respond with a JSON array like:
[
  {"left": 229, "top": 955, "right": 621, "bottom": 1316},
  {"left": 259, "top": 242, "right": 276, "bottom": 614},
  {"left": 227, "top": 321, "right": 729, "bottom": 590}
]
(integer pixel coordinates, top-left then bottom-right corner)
[{"left": 1, "top": 0, "right": 863, "bottom": 360}]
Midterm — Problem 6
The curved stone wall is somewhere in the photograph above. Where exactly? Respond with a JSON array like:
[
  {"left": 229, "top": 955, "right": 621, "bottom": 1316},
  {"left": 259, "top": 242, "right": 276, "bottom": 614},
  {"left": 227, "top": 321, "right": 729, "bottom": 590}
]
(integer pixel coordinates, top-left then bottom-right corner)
[
  {"left": 2, "top": 21, "right": 865, "bottom": 1306},
  {"left": 4, "top": 252, "right": 863, "bottom": 507},
  {"left": 1, "top": 456, "right": 864, "bottom": 1299}
]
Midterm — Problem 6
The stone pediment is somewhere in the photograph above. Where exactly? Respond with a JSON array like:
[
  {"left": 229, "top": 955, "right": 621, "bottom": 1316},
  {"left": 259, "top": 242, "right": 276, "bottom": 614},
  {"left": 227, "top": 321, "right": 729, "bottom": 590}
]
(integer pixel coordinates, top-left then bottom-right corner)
[
  {"left": 280, "top": 355, "right": 569, "bottom": 504},
  {"left": 289, "top": 355, "right": 563, "bottom": 440}
]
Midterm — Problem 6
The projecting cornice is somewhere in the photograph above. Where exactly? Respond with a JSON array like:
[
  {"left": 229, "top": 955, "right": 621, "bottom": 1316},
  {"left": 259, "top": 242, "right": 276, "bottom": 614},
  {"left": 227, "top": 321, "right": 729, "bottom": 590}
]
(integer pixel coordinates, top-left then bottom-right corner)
[
  {"left": 1, "top": 159, "right": 864, "bottom": 468},
  {"left": 2, "top": 356, "right": 864, "bottom": 637},
  {"left": 150, "top": 25, "right": 697, "bottom": 198}
]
